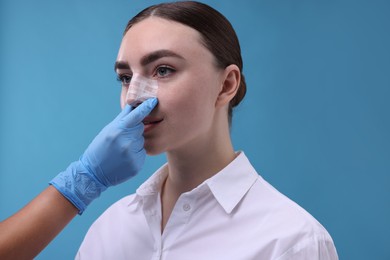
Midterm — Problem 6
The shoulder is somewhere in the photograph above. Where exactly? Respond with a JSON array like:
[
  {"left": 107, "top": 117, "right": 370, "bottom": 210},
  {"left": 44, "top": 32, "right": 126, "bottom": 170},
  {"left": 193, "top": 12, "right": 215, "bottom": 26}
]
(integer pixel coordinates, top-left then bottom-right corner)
[
  {"left": 242, "top": 175, "right": 338, "bottom": 259},
  {"left": 247, "top": 175, "right": 325, "bottom": 233},
  {"left": 79, "top": 193, "right": 141, "bottom": 241},
  {"left": 91, "top": 193, "right": 139, "bottom": 225},
  {"left": 76, "top": 193, "right": 145, "bottom": 259}
]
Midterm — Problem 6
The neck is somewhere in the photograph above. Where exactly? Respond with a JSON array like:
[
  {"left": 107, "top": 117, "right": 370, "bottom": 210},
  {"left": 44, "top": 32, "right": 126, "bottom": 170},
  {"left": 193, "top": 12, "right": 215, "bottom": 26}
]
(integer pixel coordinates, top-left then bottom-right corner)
[
  {"left": 165, "top": 128, "right": 235, "bottom": 195},
  {"left": 159, "top": 111, "right": 235, "bottom": 232}
]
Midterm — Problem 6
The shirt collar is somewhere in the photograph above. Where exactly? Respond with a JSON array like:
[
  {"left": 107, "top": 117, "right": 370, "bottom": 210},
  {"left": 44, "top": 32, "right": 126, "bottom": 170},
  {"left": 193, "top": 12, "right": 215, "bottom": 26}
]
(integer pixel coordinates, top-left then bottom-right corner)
[
  {"left": 132, "top": 152, "right": 258, "bottom": 214},
  {"left": 136, "top": 163, "right": 169, "bottom": 197},
  {"left": 205, "top": 152, "right": 259, "bottom": 214}
]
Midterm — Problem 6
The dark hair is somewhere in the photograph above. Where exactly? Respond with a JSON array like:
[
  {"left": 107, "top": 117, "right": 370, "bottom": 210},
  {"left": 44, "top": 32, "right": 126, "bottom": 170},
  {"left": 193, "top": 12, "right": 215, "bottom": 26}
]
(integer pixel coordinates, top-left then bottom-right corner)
[{"left": 124, "top": 1, "right": 246, "bottom": 125}]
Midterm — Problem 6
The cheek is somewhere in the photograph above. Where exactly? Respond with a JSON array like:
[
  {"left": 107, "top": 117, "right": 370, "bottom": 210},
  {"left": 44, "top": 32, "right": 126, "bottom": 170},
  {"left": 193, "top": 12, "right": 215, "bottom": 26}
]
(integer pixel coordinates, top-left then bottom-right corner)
[{"left": 157, "top": 78, "right": 216, "bottom": 121}]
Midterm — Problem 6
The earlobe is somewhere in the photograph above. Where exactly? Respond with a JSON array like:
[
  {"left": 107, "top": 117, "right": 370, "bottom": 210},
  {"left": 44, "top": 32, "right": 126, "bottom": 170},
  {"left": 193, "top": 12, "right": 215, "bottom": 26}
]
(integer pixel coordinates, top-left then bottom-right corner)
[{"left": 216, "top": 64, "right": 241, "bottom": 108}]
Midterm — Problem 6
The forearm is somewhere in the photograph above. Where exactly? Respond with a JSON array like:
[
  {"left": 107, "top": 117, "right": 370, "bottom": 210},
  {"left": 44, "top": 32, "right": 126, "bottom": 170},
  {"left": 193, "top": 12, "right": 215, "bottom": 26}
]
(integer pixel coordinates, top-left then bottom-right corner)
[
  {"left": 0, "top": 186, "right": 78, "bottom": 260},
  {"left": 0, "top": 99, "right": 156, "bottom": 259}
]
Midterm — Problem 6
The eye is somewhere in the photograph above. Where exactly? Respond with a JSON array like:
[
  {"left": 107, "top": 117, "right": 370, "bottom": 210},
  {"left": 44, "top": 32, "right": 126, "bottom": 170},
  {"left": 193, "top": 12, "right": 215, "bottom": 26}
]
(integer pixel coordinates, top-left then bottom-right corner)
[
  {"left": 116, "top": 74, "right": 132, "bottom": 86},
  {"left": 155, "top": 66, "right": 175, "bottom": 78}
]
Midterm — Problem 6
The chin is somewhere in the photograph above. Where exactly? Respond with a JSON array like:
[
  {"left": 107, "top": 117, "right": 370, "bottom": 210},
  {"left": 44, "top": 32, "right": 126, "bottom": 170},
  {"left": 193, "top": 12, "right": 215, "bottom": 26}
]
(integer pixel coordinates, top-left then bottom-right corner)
[
  {"left": 145, "top": 144, "right": 165, "bottom": 156},
  {"left": 146, "top": 150, "right": 163, "bottom": 156}
]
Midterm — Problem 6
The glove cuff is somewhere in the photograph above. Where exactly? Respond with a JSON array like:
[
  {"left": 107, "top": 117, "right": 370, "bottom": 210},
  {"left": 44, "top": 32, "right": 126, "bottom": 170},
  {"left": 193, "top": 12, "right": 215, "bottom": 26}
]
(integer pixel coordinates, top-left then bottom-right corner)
[{"left": 49, "top": 161, "right": 107, "bottom": 214}]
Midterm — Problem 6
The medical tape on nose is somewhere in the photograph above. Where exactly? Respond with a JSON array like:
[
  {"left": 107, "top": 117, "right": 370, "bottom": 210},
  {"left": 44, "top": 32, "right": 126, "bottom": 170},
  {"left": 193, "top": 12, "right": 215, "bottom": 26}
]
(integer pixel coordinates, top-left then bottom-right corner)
[{"left": 126, "top": 74, "right": 158, "bottom": 106}]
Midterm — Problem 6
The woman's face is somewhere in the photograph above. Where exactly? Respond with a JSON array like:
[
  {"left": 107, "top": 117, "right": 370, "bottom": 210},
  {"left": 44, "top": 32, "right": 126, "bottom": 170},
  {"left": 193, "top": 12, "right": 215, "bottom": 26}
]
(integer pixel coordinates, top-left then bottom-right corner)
[{"left": 116, "top": 17, "right": 225, "bottom": 155}]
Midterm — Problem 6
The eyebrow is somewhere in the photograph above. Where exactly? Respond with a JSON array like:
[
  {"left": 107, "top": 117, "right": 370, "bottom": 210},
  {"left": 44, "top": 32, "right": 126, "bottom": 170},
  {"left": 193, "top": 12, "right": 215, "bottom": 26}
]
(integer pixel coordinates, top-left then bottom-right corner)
[
  {"left": 114, "top": 49, "right": 185, "bottom": 72},
  {"left": 114, "top": 61, "right": 130, "bottom": 71}
]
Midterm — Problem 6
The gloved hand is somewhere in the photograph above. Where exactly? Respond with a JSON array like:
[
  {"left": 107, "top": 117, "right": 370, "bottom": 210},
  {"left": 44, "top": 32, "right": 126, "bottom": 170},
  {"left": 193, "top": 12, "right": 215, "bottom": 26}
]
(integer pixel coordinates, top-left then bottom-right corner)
[{"left": 50, "top": 98, "right": 158, "bottom": 214}]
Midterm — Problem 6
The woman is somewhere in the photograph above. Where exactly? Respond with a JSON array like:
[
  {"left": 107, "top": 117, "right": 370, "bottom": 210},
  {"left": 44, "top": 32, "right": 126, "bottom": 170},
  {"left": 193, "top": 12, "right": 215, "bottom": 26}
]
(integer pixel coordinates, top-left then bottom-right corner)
[{"left": 76, "top": 1, "right": 338, "bottom": 259}]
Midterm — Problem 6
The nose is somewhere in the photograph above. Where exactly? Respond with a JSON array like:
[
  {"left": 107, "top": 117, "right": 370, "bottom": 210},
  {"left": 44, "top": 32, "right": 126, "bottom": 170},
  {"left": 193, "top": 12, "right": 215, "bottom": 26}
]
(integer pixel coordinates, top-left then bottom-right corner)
[
  {"left": 125, "top": 74, "right": 158, "bottom": 107},
  {"left": 131, "top": 101, "right": 142, "bottom": 108},
  {"left": 126, "top": 77, "right": 144, "bottom": 107}
]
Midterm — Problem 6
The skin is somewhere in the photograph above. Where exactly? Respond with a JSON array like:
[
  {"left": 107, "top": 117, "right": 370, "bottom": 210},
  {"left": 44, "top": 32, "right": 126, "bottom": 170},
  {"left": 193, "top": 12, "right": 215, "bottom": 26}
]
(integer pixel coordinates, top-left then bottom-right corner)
[
  {"left": 0, "top": 186, "right": 78, "bottom": 259},
  {"left": 116, "top": 17, "right": 241, "bottom": 231}
]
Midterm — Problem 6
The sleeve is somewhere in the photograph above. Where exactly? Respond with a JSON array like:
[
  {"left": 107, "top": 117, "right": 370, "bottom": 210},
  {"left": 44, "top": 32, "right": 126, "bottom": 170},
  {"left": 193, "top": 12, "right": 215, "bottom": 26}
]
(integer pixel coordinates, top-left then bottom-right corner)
[{"left": 276, "top": 234, "right": 339, "bottom": 260}]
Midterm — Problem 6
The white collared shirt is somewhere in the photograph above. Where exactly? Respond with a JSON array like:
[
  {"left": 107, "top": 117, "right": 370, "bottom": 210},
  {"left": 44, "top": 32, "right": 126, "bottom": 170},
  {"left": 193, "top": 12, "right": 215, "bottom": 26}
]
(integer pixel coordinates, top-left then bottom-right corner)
[{"left": 76, "top": 152, "right": 338, "bottom": 260}]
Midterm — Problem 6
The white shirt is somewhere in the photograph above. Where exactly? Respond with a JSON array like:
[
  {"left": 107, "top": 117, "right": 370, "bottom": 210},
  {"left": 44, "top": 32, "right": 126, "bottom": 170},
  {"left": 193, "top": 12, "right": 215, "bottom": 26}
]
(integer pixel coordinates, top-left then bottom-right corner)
[{"left": 76, "top": 152, "right": 338, "bottom": 260}]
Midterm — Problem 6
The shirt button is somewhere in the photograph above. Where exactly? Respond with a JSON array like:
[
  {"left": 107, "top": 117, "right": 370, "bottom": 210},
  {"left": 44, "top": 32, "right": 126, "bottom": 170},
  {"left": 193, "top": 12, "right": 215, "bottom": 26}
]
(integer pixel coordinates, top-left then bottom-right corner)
[{"left": 183, "top": 204, "right": 191, "bottom": 211}]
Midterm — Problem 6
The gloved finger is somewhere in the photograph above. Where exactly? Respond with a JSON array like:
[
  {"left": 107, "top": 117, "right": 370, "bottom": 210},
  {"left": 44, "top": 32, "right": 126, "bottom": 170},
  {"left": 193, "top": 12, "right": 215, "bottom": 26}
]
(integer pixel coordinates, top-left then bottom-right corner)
[
  {"left": 123, "top": 122, "right": 144, "bottom": 137},
  {"left": 122, "top": 98, "right": 158, "bottom": 128},
  {"left": 127, "top": 135, "right": 145, "bottom": 152},
  {"left": 114, "top": 104, "right": 133, "bottom": 122}
]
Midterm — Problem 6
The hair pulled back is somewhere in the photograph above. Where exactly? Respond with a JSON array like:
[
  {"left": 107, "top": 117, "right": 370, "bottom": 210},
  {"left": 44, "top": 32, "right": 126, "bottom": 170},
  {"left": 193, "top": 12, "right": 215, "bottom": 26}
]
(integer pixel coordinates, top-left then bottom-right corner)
[{"left": 124, "top": 1, "right": 246, "bottom": 125}]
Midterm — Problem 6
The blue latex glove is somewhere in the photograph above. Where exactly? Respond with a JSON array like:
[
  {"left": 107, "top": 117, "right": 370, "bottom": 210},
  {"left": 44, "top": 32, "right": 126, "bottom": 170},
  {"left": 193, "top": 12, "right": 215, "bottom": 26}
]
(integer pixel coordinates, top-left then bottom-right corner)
[{"left": 50, "top": 98, "right": 158, "bottom": 214}]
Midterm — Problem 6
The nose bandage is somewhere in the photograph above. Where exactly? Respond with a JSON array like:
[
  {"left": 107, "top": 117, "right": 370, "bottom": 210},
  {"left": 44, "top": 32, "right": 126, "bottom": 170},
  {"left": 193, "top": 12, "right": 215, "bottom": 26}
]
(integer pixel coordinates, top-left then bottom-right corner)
[{"left": 126, "top": 74, "right": 158, "bottom": 106}]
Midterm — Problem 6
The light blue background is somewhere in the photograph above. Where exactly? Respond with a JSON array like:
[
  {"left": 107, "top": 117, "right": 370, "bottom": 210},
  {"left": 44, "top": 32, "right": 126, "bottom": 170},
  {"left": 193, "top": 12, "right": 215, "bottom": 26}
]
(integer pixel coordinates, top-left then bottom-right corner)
[{"left": 1, "top": 0, "right": 389, "bottom": 259}]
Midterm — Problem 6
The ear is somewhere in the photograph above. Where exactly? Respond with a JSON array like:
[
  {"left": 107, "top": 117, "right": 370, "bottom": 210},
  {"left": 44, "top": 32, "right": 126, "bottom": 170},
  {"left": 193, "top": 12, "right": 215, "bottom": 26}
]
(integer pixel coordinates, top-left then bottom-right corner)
[{"left": 215, "top": 64, "right": 241, "bottom": 108}]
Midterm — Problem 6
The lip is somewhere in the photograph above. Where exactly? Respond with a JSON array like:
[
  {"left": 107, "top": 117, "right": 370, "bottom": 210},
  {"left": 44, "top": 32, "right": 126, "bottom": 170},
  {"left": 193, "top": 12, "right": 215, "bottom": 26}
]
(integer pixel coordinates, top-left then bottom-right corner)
[{"left": 143, "top": 117, "right": 163, "bottom": 133}]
